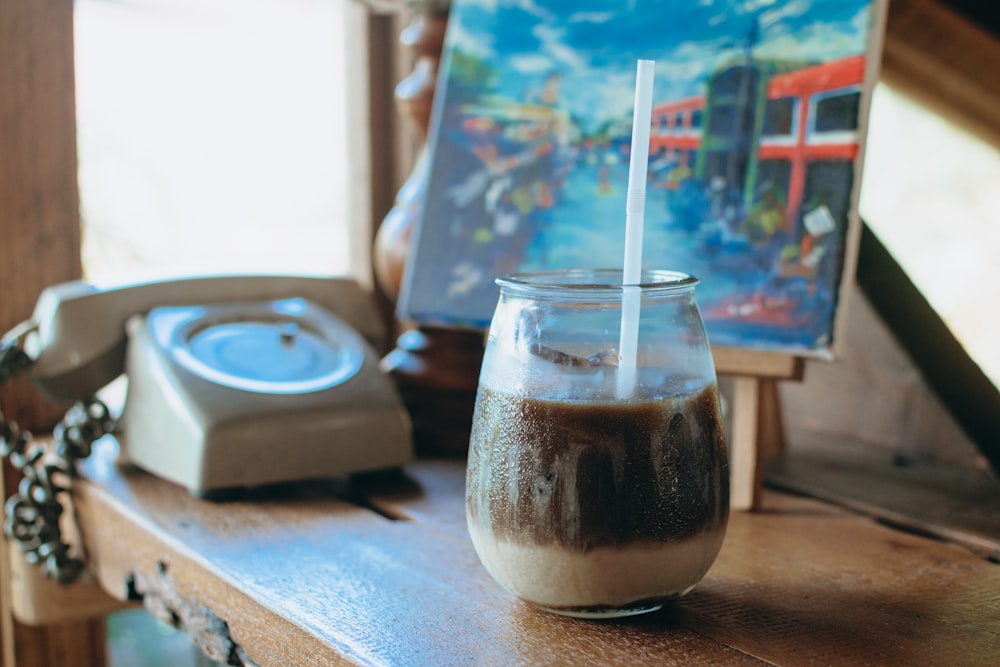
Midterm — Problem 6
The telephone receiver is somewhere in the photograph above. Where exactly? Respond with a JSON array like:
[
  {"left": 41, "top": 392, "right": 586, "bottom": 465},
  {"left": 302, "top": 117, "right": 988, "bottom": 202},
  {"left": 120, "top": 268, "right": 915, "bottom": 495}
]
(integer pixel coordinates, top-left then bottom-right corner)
[{"left": 18, "top": 274, "right": 413, "bottom": 498}]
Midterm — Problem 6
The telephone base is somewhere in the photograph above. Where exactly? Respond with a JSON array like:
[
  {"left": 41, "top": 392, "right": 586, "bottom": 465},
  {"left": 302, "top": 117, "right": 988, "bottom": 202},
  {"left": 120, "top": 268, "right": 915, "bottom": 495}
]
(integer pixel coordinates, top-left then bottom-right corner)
[{"left": 118, "top": 298, "right": 413, "bottom": 495}]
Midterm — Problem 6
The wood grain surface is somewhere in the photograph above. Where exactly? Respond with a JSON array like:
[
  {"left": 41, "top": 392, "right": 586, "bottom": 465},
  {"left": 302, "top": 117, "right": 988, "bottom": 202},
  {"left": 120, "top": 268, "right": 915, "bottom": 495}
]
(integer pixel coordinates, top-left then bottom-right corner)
[
  {"left": 67, "top": 438, "right": 1000, "bottom": 667},
  {"left": 0, "top": 0, "right": 107, "bottom": 664}
]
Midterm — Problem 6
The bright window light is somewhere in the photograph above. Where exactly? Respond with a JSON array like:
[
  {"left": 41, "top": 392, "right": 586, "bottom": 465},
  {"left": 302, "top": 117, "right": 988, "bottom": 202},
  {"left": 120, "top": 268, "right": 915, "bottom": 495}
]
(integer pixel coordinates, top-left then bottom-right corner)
[
  {"left": 861, "top": 83, "right": 1000, "bottom": 390},
  {"left": 74, "top": 0, "right": 360, "bottom": 284}
]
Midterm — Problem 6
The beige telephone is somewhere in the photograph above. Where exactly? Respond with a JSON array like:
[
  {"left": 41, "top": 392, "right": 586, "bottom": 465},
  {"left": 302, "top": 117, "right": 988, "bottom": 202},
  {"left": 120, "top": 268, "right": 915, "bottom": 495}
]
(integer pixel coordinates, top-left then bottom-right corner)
[{"left": 19, "top": 274, "right": 413, "bottom": 498}]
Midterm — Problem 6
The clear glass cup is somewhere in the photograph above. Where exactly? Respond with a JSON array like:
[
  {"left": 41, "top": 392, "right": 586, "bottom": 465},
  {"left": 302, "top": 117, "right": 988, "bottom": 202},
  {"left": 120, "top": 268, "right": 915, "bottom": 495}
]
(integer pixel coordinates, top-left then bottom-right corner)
[{"left": 465, "top": 269, "right": 729, "bottom": 619}]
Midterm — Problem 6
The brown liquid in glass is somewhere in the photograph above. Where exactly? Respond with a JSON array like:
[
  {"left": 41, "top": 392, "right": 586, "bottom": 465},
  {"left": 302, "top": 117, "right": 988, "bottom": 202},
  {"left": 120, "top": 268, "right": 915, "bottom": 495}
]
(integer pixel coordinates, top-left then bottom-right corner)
[{"left": 466, "top": 384, "right": 729, "bottom": 551}]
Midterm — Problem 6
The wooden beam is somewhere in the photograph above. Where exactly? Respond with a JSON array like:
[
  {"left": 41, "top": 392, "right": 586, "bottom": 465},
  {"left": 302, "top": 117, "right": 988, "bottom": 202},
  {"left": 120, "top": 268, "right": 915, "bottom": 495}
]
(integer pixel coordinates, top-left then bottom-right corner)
[
  {"left": 713, "top": 347, "right": 805, "bottom": 380},
  {"left": 882, "top": 0, "right": 1000, "bottom": 148}
]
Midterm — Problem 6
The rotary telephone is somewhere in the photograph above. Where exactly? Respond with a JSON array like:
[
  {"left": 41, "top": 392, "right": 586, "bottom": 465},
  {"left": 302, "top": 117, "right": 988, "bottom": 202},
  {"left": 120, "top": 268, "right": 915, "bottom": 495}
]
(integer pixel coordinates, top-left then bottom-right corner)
[{"left": 5, "top": 274, "right": 413, "bottom": 498}]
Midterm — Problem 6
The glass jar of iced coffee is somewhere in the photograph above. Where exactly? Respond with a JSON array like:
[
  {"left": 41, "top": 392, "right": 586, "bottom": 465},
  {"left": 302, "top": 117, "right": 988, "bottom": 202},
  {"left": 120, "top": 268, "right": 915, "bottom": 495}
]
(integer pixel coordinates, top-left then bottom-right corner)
[{"left": 465, "top": 269, "right": 729, "bottom": 618}]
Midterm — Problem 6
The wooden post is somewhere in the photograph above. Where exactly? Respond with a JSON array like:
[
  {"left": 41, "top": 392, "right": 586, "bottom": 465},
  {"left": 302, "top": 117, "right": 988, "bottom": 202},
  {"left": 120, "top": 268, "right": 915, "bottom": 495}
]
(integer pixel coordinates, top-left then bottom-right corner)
[{"left": 0, "top": 0, "right": 109, "bottom": 664}]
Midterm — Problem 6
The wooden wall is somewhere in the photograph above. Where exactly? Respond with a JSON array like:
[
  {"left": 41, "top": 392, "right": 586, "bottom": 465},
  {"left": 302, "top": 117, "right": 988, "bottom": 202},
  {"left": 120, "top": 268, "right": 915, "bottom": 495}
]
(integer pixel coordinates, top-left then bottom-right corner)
[{"left": 779, "top": 288, "right": 988, "bottom": 473}]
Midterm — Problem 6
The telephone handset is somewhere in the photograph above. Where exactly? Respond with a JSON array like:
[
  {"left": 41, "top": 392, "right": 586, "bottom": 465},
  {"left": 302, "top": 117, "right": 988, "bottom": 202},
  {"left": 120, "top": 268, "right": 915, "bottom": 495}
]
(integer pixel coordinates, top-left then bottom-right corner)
[
  {"left": 26, "top": 274, "right": 385, "bottom": 400},
  {"left": 16, "top": 274, "right": 413, "bottom": 497}
]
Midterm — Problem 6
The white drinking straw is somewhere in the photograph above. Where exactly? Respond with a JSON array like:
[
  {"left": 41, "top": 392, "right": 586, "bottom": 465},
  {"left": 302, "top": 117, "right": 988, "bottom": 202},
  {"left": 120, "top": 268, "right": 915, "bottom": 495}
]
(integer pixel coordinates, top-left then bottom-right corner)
[{"left": 617, "top": 59, "right": 655, "bottom": 399}]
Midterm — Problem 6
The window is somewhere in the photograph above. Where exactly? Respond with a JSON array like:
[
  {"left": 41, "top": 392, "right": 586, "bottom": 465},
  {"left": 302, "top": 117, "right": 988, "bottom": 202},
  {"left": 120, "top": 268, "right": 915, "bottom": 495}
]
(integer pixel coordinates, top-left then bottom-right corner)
[
  {"left": 71, "top": 1, "right": 381, "bottom": 657},
  {"left": 763, "top": 97, "right": 796, "bottom": 139},
  {"left": 860, "top": 83, "right": 1000, "bottom": 390},
  {"left": 702, "top": 149, "right": 749, "bottom": 194},
  {"left": 74, "top": 0, "right": 370, "bottom": 285},
  {"left": 756, "top": 159, "right": 792, "bottom": 201},
  {"left": 802, "top": 160, "right": 854, "bottom": 227},
  {"left": 690, "top": 108, "right": 703, "bottom": 131},
  {"left": 813, "top": 88, "right": 861, "bottom": 134}
]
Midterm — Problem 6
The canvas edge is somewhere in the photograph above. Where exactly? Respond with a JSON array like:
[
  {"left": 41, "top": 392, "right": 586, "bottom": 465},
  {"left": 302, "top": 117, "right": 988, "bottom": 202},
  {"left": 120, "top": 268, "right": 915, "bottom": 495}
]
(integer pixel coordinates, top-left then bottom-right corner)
[{"left": 828, "top": 0, "right": 890, "bottom": 363}]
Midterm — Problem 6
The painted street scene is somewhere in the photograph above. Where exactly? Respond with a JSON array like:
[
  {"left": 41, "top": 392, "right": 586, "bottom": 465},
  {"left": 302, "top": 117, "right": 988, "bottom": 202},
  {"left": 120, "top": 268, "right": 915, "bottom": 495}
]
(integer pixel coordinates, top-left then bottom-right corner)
[{"left": 400, "top": 0, "right": 881, "bottom": 355}]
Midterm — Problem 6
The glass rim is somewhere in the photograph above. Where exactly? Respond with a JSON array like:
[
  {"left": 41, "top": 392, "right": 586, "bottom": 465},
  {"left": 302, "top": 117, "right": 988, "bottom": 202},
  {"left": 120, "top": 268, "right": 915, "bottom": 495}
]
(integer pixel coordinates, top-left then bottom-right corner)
[{"left": 495, "top": 268, "right": 698, "bottom": 292}]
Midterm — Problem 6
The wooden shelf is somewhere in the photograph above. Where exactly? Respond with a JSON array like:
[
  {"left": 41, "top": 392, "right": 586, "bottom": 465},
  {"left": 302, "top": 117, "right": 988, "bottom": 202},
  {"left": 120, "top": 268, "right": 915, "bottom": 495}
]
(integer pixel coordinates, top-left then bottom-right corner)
[{"left": 6, "top": 439, "right": 995, "bottom": 666}]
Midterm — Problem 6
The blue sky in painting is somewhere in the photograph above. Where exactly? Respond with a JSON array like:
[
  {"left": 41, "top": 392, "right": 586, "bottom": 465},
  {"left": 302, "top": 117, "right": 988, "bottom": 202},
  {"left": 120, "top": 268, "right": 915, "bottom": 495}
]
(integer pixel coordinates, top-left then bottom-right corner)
[{"left": 448, "top": 0, "right": 875, "bottom": 132}]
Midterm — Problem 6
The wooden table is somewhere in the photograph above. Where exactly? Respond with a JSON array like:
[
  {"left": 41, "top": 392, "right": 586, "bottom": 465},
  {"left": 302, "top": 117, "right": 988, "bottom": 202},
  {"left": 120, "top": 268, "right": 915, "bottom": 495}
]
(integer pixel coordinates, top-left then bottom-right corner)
[{"left": 9, "top": 438, "right": 1000, "bottom": 666}]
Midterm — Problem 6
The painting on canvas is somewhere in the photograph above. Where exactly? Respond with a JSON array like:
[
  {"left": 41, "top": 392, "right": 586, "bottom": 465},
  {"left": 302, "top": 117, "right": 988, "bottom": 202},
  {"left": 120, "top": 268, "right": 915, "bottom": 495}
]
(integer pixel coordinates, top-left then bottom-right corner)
[{"left": 398, "top": 0, "right": 886, "bottom": 357}]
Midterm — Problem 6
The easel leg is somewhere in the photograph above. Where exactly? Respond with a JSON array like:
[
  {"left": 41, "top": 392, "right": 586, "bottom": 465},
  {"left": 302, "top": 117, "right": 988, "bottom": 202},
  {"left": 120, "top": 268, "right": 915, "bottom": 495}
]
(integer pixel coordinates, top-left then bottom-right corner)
[
  {"left": 730, "top": 376, "right": 763, "bottom": 511},
  {"left": 729, "top": 377, "right": 787, "bottom": 510},
  {"left": 758, "top": 378, "right": 786, "bottom": 459}
]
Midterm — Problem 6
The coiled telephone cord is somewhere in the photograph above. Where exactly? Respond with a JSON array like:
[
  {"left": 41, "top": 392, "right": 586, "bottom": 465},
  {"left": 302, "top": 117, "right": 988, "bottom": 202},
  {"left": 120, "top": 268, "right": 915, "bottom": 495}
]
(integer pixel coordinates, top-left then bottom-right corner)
[{"left": 0, "top": 323, "right": 115, "bottom": 584}]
